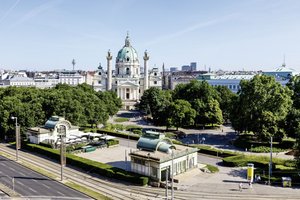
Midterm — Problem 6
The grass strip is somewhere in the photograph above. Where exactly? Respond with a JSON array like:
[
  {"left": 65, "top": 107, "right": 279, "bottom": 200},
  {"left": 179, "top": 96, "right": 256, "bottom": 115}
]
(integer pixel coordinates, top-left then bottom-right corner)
[{"left": 65, "top": 181, "right": 112, "bottom": 200}]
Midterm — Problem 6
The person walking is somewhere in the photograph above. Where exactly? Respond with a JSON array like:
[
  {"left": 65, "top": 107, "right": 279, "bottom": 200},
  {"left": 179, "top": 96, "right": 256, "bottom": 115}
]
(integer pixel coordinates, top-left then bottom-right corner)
[{"left": 239, "top": 182, "right": 243, "bottom": 191}]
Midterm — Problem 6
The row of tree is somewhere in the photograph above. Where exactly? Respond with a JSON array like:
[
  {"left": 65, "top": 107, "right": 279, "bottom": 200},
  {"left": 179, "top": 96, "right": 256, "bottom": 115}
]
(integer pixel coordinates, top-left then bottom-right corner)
[
  {"left": 138, "top": 80, "right": 235, "bottom": 130},
  {"left": 0, "top": 84, "right": 122, "bottom": 139},
  {"left": 138, "top": 75, "right": 300, "bottom": 144}
]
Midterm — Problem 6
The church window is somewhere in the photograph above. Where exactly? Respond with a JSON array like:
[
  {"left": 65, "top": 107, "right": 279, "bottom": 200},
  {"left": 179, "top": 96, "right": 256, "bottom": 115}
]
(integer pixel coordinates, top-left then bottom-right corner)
[
  {"left": 98, "top": 81, "right": 101, "bottom": 84},
  {"left": 115, "top": 81, "right": 118, "bottom": 84},
  {"left": 127, "top": 57, "right": 130, "bottom": 62},
  {"left": 154, "top": 81, "right": 157, "bottom": 84},
  {"left": 117, "top": 68, "right": 119, "bottom": 74},
  {"left": 126, "top": 68, "right": 130, "bottom": 75},
  {"left": 139, "top": 89, "right": 141, "bottom": 93},
  {"left": 126, "top": 88, "right": 130, "bottom": 99},
  {"left": 99, "top": 72, "right": 102, "bottom": 75},
  {"left": 154, "top": 72, "right": 157, "bottom": 76},
  {"left": 139, "top": 81, "right": 140, "bottom": 84}
]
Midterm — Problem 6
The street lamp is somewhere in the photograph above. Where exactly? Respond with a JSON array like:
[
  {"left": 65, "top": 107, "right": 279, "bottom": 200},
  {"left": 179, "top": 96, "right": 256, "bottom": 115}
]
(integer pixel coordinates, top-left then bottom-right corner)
[
  {"left": 171, "top": 149, "right": 174, "bottom": 200},
  {"left": 268, "top": 136, "right": 273, "bottom": 185},
  {"left": 58, "top": 125, "right": 66, "bottom": 181},
  {"left": 11, "top": 116, "right": 20, "bottom": 161}
]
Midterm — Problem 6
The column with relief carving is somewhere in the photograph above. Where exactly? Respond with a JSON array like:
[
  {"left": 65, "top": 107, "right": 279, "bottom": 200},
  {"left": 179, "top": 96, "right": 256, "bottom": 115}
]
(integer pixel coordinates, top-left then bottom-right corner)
[
  {"left": 143, "top": 50, "right": 149, "bottom": 91},
  {"left": 106, "top": 50, "right": 113, "bottom": 90}
]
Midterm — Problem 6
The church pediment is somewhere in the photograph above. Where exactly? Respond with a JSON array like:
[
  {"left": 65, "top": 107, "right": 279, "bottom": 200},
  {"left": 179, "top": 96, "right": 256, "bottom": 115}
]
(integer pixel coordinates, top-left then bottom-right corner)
[{"left": 118, "top": 81, "right": 139, "bottom": 87}]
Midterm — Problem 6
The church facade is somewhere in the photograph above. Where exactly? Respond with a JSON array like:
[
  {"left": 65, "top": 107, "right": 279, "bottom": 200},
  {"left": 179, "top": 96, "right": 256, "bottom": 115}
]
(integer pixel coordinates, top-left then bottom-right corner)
[{"left": 93, "top": 35, "right": 162, "bottom": 110}]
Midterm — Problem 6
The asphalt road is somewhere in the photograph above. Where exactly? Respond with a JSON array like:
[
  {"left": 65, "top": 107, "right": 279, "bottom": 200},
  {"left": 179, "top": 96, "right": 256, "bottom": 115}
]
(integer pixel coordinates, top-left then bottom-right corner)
[{"left": 0, "top": 155, "right": 91, "bottom": 199}]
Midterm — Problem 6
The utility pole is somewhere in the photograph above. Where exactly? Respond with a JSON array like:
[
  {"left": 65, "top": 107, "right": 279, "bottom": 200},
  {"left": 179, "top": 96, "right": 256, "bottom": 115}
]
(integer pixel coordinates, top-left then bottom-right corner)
[
  {"left": 11, "top": 116, "right": 20, "bottom": 161},
  {"left": 165, "top": 168, "right": 169, "bottom": 199},
  {"left": 171, "top": 150, "right": 174, "bottom": 200},
  {"left": 58, "top": 125, "right": 66, "bottom": 181},
  {"left": 268, "top": 136, "right": 273, "bottom": 185}
]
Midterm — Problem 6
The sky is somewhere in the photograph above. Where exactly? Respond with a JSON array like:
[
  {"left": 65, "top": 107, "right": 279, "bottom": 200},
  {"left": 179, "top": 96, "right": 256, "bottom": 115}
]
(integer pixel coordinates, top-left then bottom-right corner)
[{"left": 0, "top": 0, "right": 300, "bottom": 72}]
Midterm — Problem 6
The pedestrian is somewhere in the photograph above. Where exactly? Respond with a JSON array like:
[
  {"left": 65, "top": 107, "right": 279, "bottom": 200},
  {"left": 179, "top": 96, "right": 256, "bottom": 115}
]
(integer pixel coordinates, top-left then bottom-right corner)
[
  {"left": 239, "top": 182, "right": 243, "bottom": 191},
  {"left": 249, "top": 182, "right": 252, "bottom": 189}
]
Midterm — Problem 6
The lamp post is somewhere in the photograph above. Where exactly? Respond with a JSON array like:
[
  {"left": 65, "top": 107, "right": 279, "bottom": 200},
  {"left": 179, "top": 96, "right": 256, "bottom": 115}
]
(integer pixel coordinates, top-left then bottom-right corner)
[
  {"left": 171, "top": 150, "right": 174, "bottom": 200},
  {"left": 11, "top": 116, "right": 19, "bottom": 161},
  {"left": 58, "top": 125, "right": 66, "bottom": 181},
  {"left": 268, "top": 136, "right": 273, "bottom": 185}
]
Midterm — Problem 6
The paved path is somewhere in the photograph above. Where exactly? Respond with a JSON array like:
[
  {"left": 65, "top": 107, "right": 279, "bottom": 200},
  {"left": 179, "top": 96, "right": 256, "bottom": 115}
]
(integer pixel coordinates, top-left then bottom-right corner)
[{"left": 110, "top": 111, "right": 295, "bottom": 160}]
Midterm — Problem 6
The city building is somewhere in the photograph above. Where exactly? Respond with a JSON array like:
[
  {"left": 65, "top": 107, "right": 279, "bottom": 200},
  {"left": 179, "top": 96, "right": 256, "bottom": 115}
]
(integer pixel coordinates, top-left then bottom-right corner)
[
  {"left": 181, "top": 62, "right": 197, "bottom": 71},
  {"left": 0, "top": 71, "right": 35, "bottom": 87},
  {"left": 198, "top": 73, "right": 255, "bottom": 93},
  {"left": 98, "top": 34, "right": 162, "bottom": 110},
  {"left": 129, "top": 131, "right": 198, "bottom": 182},
  {"left": 26, "top": 116, "right": 85, "bottom": 145},
  {"left": 263, "top": 62, "right": 299, "bottom": 85},
  {"left": 58, "top": 70, "right": 85, "bottom": 86}
]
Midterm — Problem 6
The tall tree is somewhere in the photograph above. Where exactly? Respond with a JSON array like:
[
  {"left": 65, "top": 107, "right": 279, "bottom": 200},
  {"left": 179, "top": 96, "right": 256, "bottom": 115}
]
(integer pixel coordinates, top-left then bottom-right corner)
[
  {"left": 166, "top": 99, "right": 196, "bottom": 130},
  {"left": 230, "top": 75, "right": 293, "bottom": 140},
  {"left": 138, "top": 87, "right": 172, "bottom": 125},
  {"left": 215, "top": 85, "right": 237, "bottom": 123}
]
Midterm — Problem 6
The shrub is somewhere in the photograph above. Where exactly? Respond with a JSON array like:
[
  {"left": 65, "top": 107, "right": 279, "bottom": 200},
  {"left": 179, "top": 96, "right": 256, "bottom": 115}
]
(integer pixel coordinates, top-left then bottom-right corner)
[
  {"left": 205, "top": 164, "right": 219, "bottom": 173},
  {"left": 114, "top": 117, "right": 129, "bottom": 123},
  {"left": 107, "top": 139, "right": 119, "bottom": 147},
  {"left": 132, "top": 129, "right": 142, "bottom": 135},
  {"left": 250, "top": 146, "right": 285, "bottom": 153},
  {"left": 193, "top": 144, "right": 238, "bottom": 158}
]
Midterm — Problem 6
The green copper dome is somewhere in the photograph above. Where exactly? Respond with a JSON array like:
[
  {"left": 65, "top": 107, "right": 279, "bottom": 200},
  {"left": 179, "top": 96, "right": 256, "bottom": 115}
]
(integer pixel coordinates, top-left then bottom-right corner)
[{"left": 116, "top": 35, "right": 139, "bottom": 63}]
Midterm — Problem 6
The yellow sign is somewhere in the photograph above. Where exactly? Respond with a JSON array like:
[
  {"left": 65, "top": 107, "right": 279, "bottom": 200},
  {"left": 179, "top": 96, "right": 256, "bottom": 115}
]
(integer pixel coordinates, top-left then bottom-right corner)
[{"left": 247, "top": 164, "right": 254, "bottom": 182}]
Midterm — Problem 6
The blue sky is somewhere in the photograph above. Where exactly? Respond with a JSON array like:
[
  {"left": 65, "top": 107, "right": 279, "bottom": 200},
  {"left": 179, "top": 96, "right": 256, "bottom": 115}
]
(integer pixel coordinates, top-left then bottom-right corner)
[{"left": 0, "top": 0, "right": 300, "bottom": 71}]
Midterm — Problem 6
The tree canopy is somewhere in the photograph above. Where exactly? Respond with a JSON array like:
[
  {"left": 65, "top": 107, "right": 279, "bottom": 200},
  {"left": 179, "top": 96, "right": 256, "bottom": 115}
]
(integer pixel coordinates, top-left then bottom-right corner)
[
  {"left": 0, "top": 84, "right": 122, "bottom": 139},
  {"left": 230, "top": 75, "right": 293, "bottom": 140}
]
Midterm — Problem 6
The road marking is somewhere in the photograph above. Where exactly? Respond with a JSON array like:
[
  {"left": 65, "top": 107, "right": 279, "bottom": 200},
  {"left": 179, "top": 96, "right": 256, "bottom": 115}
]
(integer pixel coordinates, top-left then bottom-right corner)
[
  {"left": 56, "top": 191, "right": 65, "bottom": 196},
  {"left": 18, "top": 181, "right": 25, "bottom": 186},
  {"left": 42, "top": 183, "right": 51, "bottom": 189},
  {"left": 10, "top": 168, "right": 16, "bottom": 172},
  {"left": 18, "top": 172, "right": 25, "bottom": 176},
  {"left": 27, "top": 186, "right": 37, "bottom": 193}
]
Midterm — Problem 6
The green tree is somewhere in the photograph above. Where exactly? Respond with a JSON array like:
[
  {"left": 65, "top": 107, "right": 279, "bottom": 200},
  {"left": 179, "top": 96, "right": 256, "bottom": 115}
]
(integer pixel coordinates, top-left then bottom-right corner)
[
  {"left": 194, "top": 98, "right": 223, "bottom": 127},
  {"left": 215, "top": 85, "right": 237, "bottom": 123},
  {"left": 166, "top": 99, "right": 196, "bottom": 130},
  {"left": 138, "top": 87, "right": 172, "bottom": 125},
  {"left": 173, "top": 80, "right": 223, "bottom": 127},
  {"left": 230, "top": 75, "right": 293, "bottom": 140}
]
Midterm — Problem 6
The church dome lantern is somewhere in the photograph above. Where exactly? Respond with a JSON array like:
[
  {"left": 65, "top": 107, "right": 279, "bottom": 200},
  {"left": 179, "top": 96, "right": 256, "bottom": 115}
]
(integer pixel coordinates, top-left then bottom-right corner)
[{"left": 116, "top": 34, "right": 139, "bottom": 63}]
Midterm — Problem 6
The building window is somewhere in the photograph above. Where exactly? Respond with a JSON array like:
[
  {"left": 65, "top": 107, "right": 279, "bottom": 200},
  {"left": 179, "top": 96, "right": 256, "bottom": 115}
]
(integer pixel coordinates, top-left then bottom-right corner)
[
  {"left": 126, "top": 88, "right": 130, "bottom": 99},
  {"left": 98, "top": 81, "right": 101, "bottom": 84},
  {"left": 99, "top": 72, "right": 102, "bottom": 75},
  {"left": 115, "top": 81, "right": 118, "bottom": 84},
  {"left": 126, "top": 68, "right": 130, "bottom": 75},
  {"left": 154, "top": 72, "right": 157, "bottom": 76},
  {"left": 139, "top": 89, "right": 141, "bottom": 93},
  {"left": 151, "top": 167, "right": 158, "bottom": 178},
  {"left": 154, "top": 81, "right": 157, "bottom": 84}
]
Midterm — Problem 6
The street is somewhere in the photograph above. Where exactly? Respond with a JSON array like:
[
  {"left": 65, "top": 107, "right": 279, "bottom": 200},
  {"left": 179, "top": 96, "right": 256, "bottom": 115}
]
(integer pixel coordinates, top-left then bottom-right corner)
[{"left": 0, "top": 155, "right": 91, "bottom": 199}]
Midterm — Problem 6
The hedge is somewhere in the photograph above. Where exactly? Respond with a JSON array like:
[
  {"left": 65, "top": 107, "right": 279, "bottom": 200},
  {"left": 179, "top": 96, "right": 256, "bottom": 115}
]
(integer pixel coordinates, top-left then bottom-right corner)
[
  {"left": 97, "top": 129, "right": 140, "bottom": 141},
  {"left": 192, "top": 145, "right": 238, "bottom": 158},
  {"left": 234, "top": 135, "right": 295, "bottom": 150},
  {"left": 107, "top": 139, "right": 119, "bottom": 147},
  {"left": 22, "top": 142, "right": 148, "bottom": 186}
]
